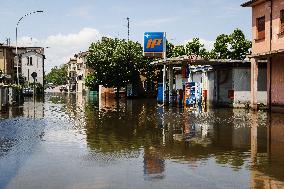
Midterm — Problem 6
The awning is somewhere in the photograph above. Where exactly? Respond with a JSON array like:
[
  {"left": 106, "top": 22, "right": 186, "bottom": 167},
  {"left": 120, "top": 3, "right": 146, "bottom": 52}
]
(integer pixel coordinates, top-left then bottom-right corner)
[
  {"left": 248, "top": 49, "right": 284, "bottom": 59},
  {"left": 150, "top": 55, "right": 251, "bottom": 66}
]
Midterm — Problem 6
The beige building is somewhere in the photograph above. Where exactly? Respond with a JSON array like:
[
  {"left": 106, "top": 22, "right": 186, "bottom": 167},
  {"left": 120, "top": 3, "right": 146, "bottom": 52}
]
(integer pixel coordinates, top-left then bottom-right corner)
[
  {"left": 67, "top": 51, "right": 92, "bottom": 93},
  {"left": 0, "top": 45, "right": 15, "bottom": 84}
]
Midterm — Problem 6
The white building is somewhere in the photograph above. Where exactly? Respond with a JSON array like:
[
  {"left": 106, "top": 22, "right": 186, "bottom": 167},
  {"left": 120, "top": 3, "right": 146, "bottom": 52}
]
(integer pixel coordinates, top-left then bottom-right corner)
[{"left": 20, "top": 51, "right": 45, "bottom": 85}]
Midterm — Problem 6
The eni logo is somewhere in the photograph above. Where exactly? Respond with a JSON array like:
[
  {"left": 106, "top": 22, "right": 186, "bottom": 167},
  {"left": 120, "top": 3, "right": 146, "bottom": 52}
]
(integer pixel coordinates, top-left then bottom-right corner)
[{"left": 146, "top": 39, "right": 163, "bottom": 49}]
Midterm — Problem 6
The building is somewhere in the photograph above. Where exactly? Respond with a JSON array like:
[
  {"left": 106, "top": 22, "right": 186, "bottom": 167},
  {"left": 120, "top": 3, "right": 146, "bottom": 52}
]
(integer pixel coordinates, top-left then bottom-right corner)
[
  {"left": 151, "top": 56, "right": 267, "bottom": 108},
  {"left": 67, "top": 51, "right": 91, "bottom": 93},
  {"left": 20, "top": 51, "right": 45, "bottom": 85},
  {"left": 0, "top": 44, "right": 45, "bottom": 85},
  {"left": 188, "top": 62, "right": 267, "bottom": 108},
  {"left": 242, "top": 0, "right": 284, "bottom": 111},
  {"left": 0, "top": 45, "right": 15, "bottom": 84}
]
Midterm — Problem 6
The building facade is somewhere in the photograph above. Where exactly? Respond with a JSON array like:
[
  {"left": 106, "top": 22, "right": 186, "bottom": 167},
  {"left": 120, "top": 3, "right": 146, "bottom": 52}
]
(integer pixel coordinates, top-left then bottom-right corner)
[
  {"left": 0, "top": 45, "right": 15, "bottom": 84},
  {"left": 242, "top": 0, "right": 284, "bottom": 111},
  {"left": 67, "top": 52, "right": 91, "bottom": 93},
  {"left": 20, "top": 51, "right": 45, "bottom": 85},
  {"left": 0, "top": 45, "right": 45, "bottom": 85}
]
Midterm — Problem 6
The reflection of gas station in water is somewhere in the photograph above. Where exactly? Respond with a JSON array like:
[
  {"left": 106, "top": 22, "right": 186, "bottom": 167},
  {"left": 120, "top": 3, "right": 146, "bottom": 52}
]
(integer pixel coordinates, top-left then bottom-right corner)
[{"left": 143, "top": 147, "right": 165, "bottom": 180}]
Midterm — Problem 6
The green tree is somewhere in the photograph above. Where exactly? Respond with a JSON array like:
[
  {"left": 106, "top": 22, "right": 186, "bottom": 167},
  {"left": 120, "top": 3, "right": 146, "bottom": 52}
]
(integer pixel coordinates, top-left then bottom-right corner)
[
  {"left": 85, "top": 73, "right": 98, "bottom": 91},
  {"left": 229, "top": 29, "right": 252, "bottom": 60},
  {"left": 139, "top": 57, "right": 161, "bottom": 95},
  {"left": 166, "top": 40, "right": 174, "bottom": 58},
  {"left": 212, "top": 34, "right": 231, "bottom": 59},
  {"left": 185, "top": 38, "right": 207, "bottom": 57},
  {"left": 212, "top": 29, "right": 251, "bottom": 60},
  {"left": 87, "top": 37, "right": 144, "bottom": 97},
  {"left": 45, "top": 64, "right": 68, "bottom": 85},
  {"left": 172, "top": 45, "right": 186, "bottom": 57}
]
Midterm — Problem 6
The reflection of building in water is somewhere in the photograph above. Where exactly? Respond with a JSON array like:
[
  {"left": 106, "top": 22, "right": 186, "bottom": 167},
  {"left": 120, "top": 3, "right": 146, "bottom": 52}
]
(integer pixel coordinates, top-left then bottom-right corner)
[
  {"left": 143, "top": 147, "right": 165, "bottom": 180},
  {"left": 250, "top": 113, "right": 284, "bottom": 189},
  {"left": 64, "top": 93, "right": 88, "bottom": 128},
  {"left": 22, "top": 97, "right": 44, "bottom": 118}
]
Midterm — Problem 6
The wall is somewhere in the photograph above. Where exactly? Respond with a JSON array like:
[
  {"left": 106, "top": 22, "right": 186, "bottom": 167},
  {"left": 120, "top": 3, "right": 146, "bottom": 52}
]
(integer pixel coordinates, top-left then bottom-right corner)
[
  {"left": 233, "top": 67, "right": 267, "bottom": 107},
  {"left": 217, "top": 69, "right": 233, "bottom": 105},
  {"left": 0, "top": 47, "right": 14, "bottom": 82},
  {"left": 77, "top": 80, "right": 84, "bottom": 93},
  {"left": 99, "top": 85, "right": 115, "bottom": 99},
  {"left": 175, "top": 74, "right": 183, "bottom": 90},
  {"left": 252, "top": 0, "right": 284, "bottom": 54},
  {"left": 271, "top": 0, "right": 284, "bottom": 51},
  {"left": 271, "top": 55, "right": 284, "bottom": 106},
  {"left": 21, "top": 53, "right": 44, "bottom": 85},
  {"left": 252, "top": 1, "right": 271, "bottom": 54},
  {"left": 207, "top": 72, "right": 215, "bottom": 106}
]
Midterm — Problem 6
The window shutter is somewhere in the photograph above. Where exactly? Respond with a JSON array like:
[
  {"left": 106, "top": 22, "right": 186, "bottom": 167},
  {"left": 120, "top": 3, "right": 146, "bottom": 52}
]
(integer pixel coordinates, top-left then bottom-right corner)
[
  {"left": 257, "top": 16, "right": 265, "bottom": 39},
  {"left": 281, "top": 10, "right": 284, "bottom": 33}
]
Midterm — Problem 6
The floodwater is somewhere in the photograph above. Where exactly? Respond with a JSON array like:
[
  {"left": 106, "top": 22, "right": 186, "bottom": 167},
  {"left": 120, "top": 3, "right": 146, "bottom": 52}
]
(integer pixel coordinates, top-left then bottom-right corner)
[{"left": 1, "top": 94, "right": 284, "bottom": 189}]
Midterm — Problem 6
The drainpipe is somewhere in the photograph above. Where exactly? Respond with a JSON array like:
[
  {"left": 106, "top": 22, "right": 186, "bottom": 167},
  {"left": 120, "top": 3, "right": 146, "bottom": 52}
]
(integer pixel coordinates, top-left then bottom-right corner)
[
  {"left": 269, "top": 0, "right": 272, "bottom": 52},
  {"left": 268, "top": 0, "right": 272, "bottom": 110}
]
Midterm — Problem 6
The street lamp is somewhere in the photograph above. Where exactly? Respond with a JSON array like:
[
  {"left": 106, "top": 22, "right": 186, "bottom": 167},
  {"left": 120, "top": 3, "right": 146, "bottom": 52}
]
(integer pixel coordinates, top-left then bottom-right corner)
[{"left": 16, "top": 10, "right": 44, "bottom": 85}]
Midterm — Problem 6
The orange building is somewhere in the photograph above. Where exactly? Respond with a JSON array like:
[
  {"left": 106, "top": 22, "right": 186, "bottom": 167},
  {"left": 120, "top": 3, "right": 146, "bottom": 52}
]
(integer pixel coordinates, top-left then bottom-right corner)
[{"left": 242, "top": 0, "right": 284, "bottom": 111}]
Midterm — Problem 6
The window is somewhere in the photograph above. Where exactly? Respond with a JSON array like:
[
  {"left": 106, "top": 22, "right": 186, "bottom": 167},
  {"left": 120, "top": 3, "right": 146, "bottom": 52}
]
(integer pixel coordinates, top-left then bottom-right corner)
[
  {"left": 281, "top": 10, "right": 284, "bottom": 33},
  {"left": 29, "top": 57, "right": 33, "bottom": 66},
  {"left": 257, "top": 16, "right": 265, "bottom": 40}
]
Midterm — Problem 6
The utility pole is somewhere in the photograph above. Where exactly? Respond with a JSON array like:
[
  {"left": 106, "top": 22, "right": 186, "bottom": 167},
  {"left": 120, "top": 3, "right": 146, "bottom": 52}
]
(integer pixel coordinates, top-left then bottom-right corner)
[
  {"left": 127, "top": 17, "right": 130, "bottom": 42},
  {"left": 126, "top": 17, "right": 130, "bottom": 97},
  {"left": 16, "top": 11, "right": 44, "bottom": 85}
]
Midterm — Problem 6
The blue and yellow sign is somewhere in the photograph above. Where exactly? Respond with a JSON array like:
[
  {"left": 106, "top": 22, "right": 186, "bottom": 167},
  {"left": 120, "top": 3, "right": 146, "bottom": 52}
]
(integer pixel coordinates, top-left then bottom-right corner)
[{"left": 144, "top": 32, "right": 166, "bottom": 53}]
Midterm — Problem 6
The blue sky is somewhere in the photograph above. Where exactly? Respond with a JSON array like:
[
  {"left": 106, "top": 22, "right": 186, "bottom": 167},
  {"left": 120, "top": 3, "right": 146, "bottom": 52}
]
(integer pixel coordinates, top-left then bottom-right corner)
[{"left": 0, "top": 0, "right": 252, "bottom": 71}]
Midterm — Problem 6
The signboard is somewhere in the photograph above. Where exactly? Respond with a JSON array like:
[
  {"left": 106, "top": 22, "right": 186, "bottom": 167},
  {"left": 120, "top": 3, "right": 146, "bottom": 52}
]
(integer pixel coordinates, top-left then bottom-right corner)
[
  {"left": 31, "top": 72, "right": 37, "bottom": 79},
  {"left": 144, "top": 32, "right": 166, "bottom": 58}
]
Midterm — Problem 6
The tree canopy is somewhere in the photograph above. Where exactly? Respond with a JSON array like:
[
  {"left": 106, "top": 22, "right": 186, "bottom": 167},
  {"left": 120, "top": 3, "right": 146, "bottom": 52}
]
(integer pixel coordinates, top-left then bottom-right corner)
[
  {"left": 86, "top": 37, "right": 145, "bottom": 92},
  {"left": 212, "top": 29, "right": 251, "bottom": 60},
  {"left": 45, "top": 64, "right": 68, "bottom": 85},
  {"left": 169, "top": 29, "right": 251, "bottom": 60}
]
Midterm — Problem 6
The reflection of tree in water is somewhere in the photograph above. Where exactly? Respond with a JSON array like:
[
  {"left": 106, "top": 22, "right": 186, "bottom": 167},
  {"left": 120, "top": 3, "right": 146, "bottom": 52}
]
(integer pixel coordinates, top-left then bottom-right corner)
[
  {"left": 84, "top": 99, "right": 163, "bottom": 158},
  {"left": 83, "top": 98, "right": 266, "bottom": 171}
]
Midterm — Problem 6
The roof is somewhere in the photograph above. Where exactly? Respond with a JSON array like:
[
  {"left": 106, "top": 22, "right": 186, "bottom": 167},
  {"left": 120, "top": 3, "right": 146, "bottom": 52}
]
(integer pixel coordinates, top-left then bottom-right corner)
[
  {"left": 0, "top": 45, "right": 44, "bottom": 49},
  {"left": 241, "top": 0, "right": 265, "bottom": 7},
  {"left": 150, "top": 55, "right": 251, "bottom": 66},
  {"left": 248, "top": 49, "right": 284, "bottom": 58},
  {"left": 20, "top": 50, "right": 45, "bottom": 59}
]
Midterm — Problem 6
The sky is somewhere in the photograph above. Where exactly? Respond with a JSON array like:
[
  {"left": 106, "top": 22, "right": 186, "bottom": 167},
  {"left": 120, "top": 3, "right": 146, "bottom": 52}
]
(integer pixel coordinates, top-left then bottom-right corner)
[{"left": 0, "top": 0, "right": 252, "bottom": 72}]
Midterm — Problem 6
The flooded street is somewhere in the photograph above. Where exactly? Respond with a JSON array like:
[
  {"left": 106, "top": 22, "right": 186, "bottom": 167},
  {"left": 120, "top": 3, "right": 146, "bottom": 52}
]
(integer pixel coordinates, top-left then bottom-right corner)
[{"left": 1, "top": 94, "right": 284, "bottom": 189}]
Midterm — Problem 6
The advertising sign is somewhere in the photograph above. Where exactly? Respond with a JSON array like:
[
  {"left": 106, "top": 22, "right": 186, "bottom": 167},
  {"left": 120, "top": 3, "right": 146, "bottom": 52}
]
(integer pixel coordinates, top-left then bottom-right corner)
[{"left": 144, "top": 32, "right": 166, "bottom": 58}]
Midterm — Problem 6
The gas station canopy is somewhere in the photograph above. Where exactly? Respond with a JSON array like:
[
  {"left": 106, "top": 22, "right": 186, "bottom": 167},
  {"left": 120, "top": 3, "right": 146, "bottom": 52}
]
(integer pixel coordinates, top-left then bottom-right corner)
[{"left": 150, "top": 55, "right": 251, "bottom": 66}]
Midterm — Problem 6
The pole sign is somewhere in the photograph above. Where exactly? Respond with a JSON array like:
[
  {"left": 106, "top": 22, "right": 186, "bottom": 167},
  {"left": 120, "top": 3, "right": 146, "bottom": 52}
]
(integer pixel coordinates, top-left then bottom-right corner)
[
  {"left": 31, "top": 72, "right": 37, "bottom": 79},
  {"left": 144, "top": 32, "right": 166, "bottom": 58}
]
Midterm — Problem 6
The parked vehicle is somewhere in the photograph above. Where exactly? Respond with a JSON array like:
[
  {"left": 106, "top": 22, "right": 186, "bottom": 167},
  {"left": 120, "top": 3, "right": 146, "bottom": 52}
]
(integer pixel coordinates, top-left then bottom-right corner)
[
  {"left": 23, "top": 87, "right": 34, "bottom": 96},
  {"left": 59, "top": 86, "right": 68, "bottom": 93}
]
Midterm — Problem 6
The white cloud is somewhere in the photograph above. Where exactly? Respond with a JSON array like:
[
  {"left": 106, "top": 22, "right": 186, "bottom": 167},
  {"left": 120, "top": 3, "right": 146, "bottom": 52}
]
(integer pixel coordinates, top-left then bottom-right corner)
[
  {"left": 183, "top": 38, "right": 214, "bottom": 51},
  {"left": 17, "top": 28, "right": 101, "bottom": 72}
]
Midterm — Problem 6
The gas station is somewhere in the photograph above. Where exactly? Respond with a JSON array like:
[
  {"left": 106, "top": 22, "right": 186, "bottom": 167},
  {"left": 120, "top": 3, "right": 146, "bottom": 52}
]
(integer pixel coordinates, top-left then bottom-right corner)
[{"left": 144, "top": 32, "right": 267, "bottom": 109}]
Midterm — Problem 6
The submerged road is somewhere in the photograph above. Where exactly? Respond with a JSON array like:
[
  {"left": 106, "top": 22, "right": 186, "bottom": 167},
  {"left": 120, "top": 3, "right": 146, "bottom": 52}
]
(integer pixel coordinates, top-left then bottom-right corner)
[{"left": 1, "top": 94, "right": 284, "bottom": 189}]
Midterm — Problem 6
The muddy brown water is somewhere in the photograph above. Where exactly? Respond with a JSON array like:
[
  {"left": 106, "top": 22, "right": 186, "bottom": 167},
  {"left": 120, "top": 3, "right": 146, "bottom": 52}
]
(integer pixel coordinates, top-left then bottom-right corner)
[{"left": 1, "top": 94, "right": 284, "bottom": 189}]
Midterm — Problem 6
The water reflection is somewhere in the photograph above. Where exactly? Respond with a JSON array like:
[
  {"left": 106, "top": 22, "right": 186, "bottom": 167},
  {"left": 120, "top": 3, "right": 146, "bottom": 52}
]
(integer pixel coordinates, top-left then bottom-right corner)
[{"left": 1, "top": 93, "right": 284, "bottom": 188}]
